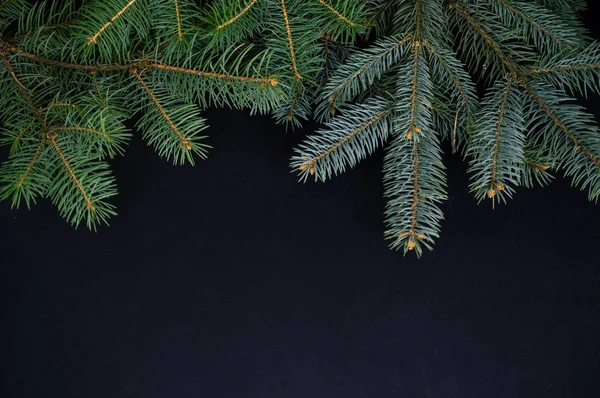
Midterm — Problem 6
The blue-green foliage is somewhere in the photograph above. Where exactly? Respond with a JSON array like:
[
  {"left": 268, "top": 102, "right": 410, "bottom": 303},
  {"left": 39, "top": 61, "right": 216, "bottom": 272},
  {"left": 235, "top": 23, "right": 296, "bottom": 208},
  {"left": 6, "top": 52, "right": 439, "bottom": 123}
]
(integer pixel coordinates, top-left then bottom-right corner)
[
  {"left": 1, "top": 0, "right": 600, "bottom": 255},
  {"left": 292, "top": 0, "right": 600, "bottom": 256}
]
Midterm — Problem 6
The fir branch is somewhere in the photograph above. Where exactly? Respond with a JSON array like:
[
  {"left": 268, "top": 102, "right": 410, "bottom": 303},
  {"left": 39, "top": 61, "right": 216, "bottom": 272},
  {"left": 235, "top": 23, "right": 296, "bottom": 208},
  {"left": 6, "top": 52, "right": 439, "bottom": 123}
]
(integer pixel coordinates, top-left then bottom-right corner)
[
  {"left": 522, "top": 82, "right": 600, "bottom": 200},
  {"left": 216, "top": 0, "right": 257, "bottom": 30},
  {"left": 326, "top": 34, "right": 413, "bottom": 104},
  {"left": 174, "top": 0, "right": 182, "bottom": 40},
  {"left": 300, "top": 108, "right": 390, "bottom": 172},
  {"left": 468, "top": 78, "right": 525, "bottom": 204},
  {"left": 317, "top": 0, "right": 356, "bottom": 27},
  {"left": 47, "top": 133, "right": 95, "bottom": 210},
  {"left": 151, "top": 63, "right": 278, "bottom": 86},
  {"left": 92, "top": 72, "right": 107, "bottom": 108},
  {"left": 524, "top": 82, "right": 600, "bottom": 169},
  {"left": 450, "top": 1, "right": 518, "bottom": 77},
  {"left": 131, "top": 69, "right": 192, "bottom": 151},
  {"left": 423, "top": 40, "right": 472, "bottom": 117},
  {"left": 87, "top": 0, "right": 138, "bottom": 45},
  {"left": 0, "top": 42, "right": 278, "bottom": 86},
  {"left": 497, "top": 0, "right": 573, "bottom": 50},
  {"left": 489, "top": 79, "right": 513, "bottom": 198},
  {"left": 3, "top": 0, "right": 600, "bottom": 251},
  {"left": 0, "top": 52, "right": 46, "bottom": 129},
  {"left": 291, "top": 96, "right": 393, "bottom": 181},
  {"left": 408, "top": 42, "right": 420, "bottom": 140},
  {"left": 531, "top": 42, "right": 600, "bottom": 95},
  {"left": 406, "top": 140, "right": 420, "bottom": 251},
  {"left": 17, "top": 137, "right": 44, "bottom": 188},
  {"left": 404, "top": 23, "right": 423, "bottom": 251},
  {"left": 11, "top": 119, "right": 35, "bottom": 150},
  {"left": 532, "top": 63, "right": 600, "bottom": 73},
  {"left": 280, "top": 0, "right": 301, "bottom": 80}
]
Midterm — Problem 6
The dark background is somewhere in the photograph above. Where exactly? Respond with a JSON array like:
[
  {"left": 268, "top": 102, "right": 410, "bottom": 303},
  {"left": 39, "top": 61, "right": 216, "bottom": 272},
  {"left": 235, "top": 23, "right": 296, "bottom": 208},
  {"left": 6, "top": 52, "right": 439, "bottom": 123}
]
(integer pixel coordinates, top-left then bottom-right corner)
[{"left": 2, "top": 4, "right": 600, "bottom": 398}]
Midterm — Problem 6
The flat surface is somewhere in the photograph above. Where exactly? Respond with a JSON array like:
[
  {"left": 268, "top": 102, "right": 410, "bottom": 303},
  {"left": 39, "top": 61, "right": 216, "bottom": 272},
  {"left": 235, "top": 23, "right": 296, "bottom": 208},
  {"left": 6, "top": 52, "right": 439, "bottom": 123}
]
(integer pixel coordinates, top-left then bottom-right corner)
[{"left": 2, "top": 8, "right": 600, "bottom": 398}]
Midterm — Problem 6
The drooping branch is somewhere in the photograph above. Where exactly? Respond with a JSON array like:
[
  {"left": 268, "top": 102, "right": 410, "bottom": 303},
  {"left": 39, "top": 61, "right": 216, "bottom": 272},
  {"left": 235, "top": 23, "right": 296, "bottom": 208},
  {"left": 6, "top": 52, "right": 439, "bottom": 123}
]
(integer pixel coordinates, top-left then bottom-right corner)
[
  {"left": 287, "top": 91, "right": 298, "bottom": 121},
  {"left": 423, "top": 40, "right": 471, "bottom": 116},
  {"left": 488, "top": 78, "right": 512, "bottom": 199},
  {"left": 524, "top": 83, "right": 600, "bottom": 168},
  {"left": 448, "top": 3, "right": 600, "bottom": 173},
  {"left": 47, "top": 133, "right": 96, "bottom": 210},
  {"left": 131, "top": 69, "right": 191, "bottom": 151},
  {"left": 17, "top": 138, "right": 45, "bottom": 188},
  {"left": 407, "top": 42, "right": 420, "bottom": 140},
  {"left": 406, "top": 42, "right": 421, "bottom": 250},
  {"left": 399, "top": 0, "right": 426, "bottom": 251}
]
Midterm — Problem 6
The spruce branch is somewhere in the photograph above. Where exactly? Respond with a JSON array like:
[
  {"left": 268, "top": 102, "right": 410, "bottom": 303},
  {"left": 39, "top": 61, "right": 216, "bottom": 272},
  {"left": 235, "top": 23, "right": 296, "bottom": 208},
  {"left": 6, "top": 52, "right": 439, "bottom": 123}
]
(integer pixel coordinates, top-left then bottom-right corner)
[
  {"left": 47, "top": 132, "right": 95, "bottom": 211},
  {"left": 173, "top": 0, "right": 183, "bottom": 40},
  {"left": 468, "top": 78, "right": 525, "bottom": 204},
  {"left": 3, "top": 0, "right": 600, "bottom": 255},
  {"left": 0, "top": 52, "right": 46, "bottom": 128},
  {"left": 0, "top": 40, "right": 278, "bottom": 86},
  {"left": 450, "top": 1, "right": 518, "bottom": 79},
  {"left": 45, "top": 132, "right": 118, "bottom": 230},
  {"left": 532, "top": 42, "right": 600, "bottom": 95},
  {"left": 317, "top": 0, "right": 357, "bottom": 28},
  {"left": 280, "top": 0, "right": 302, "bottom": 81},
  {"left": 325, "top": 34, "right": 413, "bottom": 106},
  {"left": 132, "top": 68, "right": 192, "bottom": 150},
  {"left": 0, "top": 135, "right": 48, "bottom": 209},
  {"left": 131, "top": 68, "right": 209, "bottom": 165},
  {"left": 495, "top": 0, "right": 580, "bottom": 51},
  {"left": 216, "top": 0, "right": 258, "bottom": 31},
  {"left": 87, "top": 0, "right": 139, "bottom": 45},
  {"left": 15, "top": 138, "right": 44, "bottom": 192},
  {"left": 291, "top": 96, "right": 393, "bottom": 180}
]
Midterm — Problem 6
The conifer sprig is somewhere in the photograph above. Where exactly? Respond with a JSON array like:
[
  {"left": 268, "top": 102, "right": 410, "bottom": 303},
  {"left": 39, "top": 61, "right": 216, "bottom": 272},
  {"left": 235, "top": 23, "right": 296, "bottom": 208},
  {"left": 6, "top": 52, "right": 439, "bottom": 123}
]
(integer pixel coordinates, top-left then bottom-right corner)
[
  {"left": 2, "top": 0, "right": 600, "bottom": 256},
  {"left": 292, "top": 0, "right": 600, "bottom": 256},
  {"left": 0, "top": 0, "right": 286, "bottom": 229}
]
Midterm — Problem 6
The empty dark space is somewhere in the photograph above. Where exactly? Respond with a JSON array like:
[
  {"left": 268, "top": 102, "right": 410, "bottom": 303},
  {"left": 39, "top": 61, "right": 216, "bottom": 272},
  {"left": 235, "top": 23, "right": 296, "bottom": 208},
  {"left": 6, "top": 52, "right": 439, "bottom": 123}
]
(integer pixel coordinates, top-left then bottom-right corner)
[{"left": 2, "top": 5, "right": 600, "bottom": 398}]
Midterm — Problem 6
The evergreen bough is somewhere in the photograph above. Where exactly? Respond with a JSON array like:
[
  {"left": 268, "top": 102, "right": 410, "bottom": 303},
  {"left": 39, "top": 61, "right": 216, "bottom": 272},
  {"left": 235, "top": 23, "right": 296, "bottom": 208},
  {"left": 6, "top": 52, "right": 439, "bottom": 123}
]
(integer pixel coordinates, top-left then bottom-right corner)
[{"left": 0, "top": 0, "right": 598, "bottom": 256}]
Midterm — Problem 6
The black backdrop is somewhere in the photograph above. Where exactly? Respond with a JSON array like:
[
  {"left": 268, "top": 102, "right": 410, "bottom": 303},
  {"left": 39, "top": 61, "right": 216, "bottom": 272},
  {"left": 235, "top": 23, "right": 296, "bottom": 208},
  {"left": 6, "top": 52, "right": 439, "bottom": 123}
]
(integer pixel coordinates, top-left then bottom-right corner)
[{"left": 2, "top": 4, "right": 600, "bottom": 398}]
